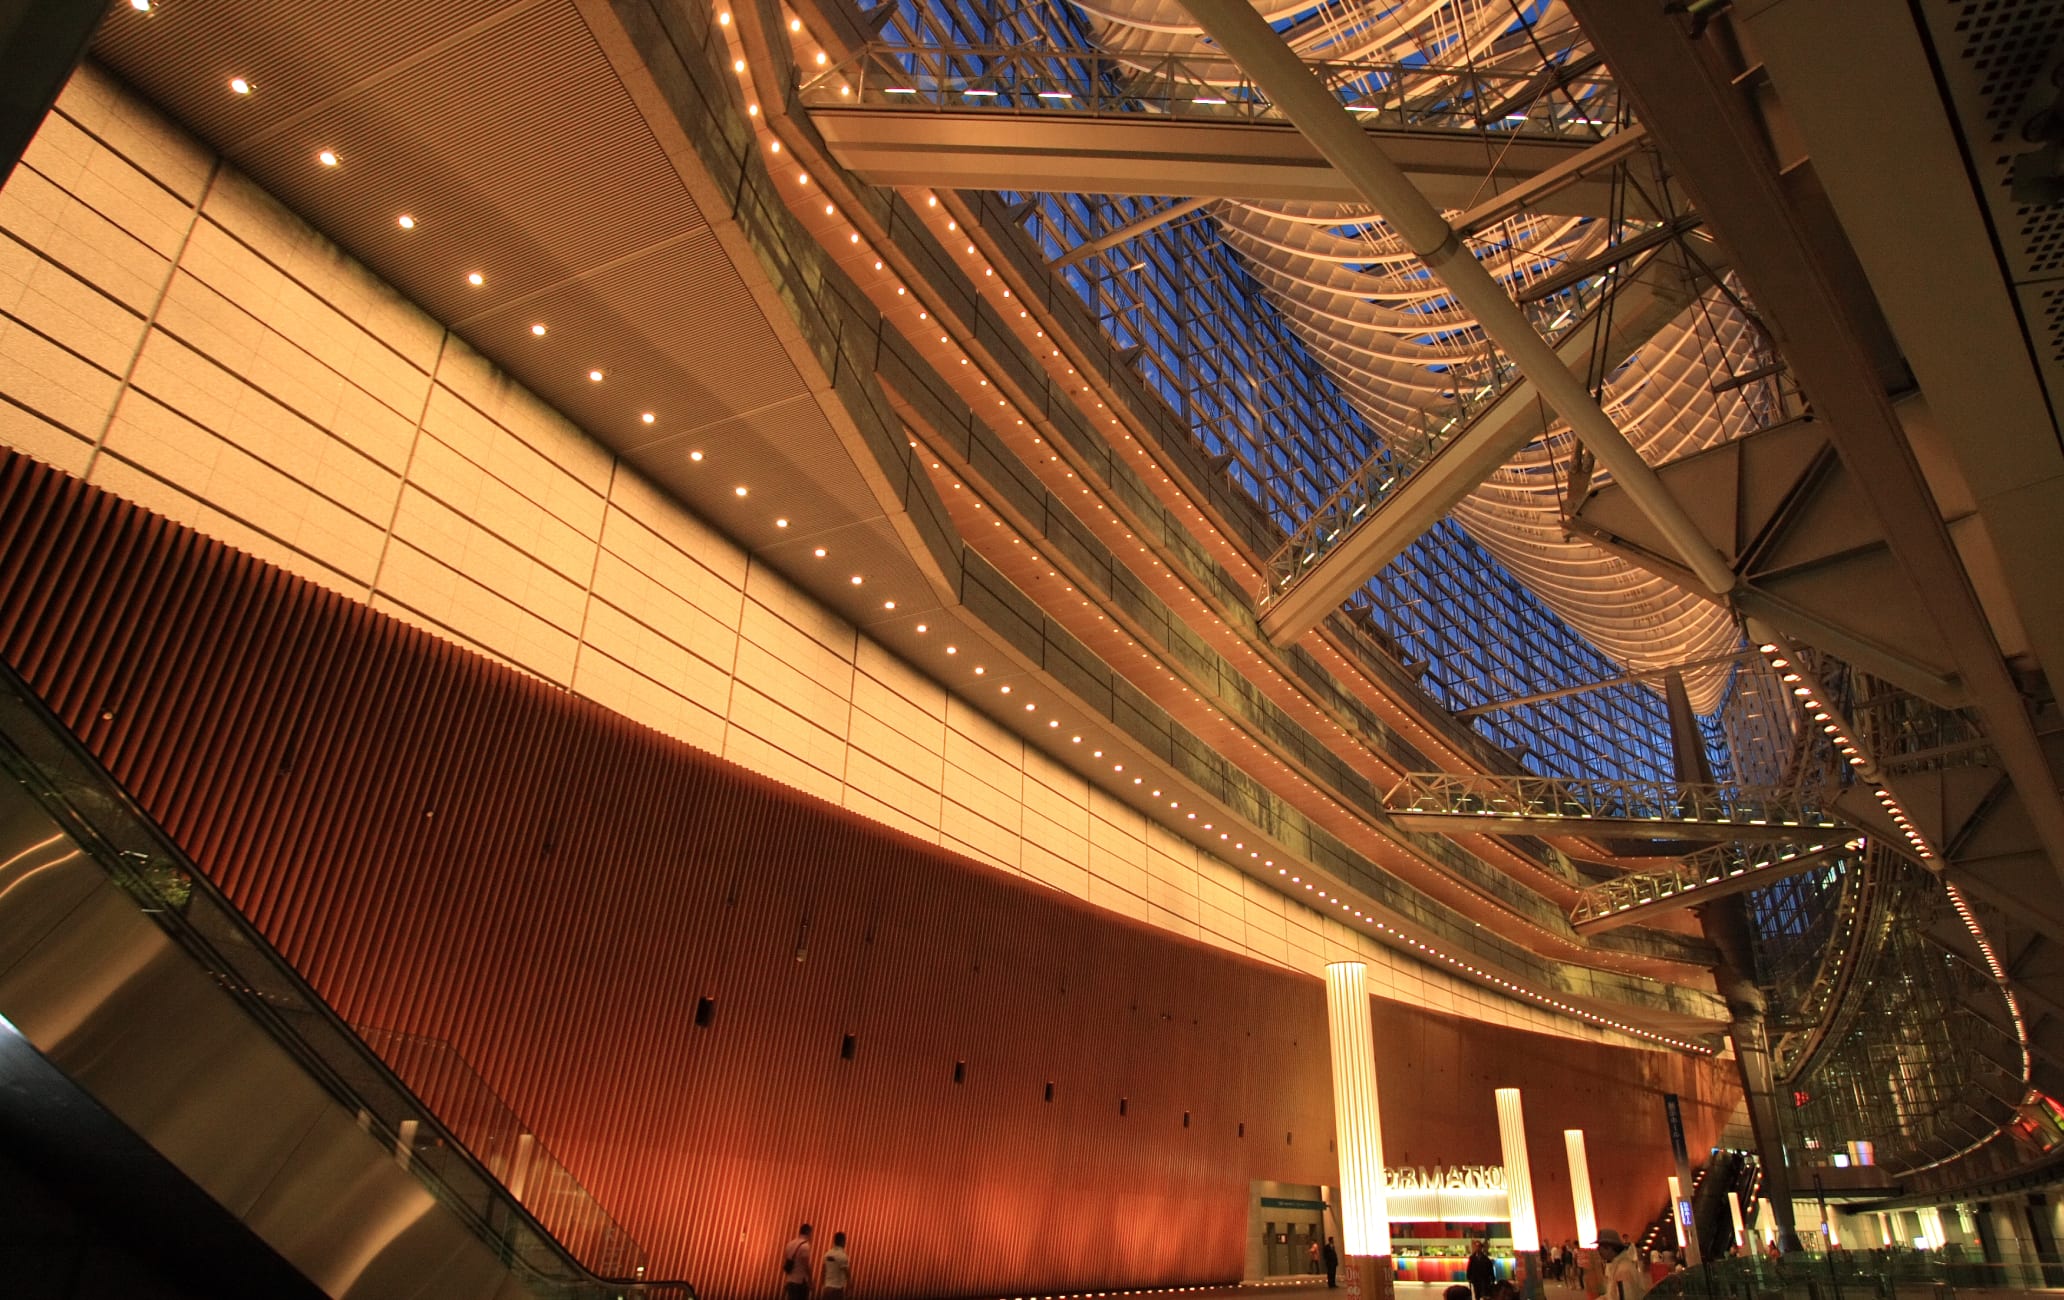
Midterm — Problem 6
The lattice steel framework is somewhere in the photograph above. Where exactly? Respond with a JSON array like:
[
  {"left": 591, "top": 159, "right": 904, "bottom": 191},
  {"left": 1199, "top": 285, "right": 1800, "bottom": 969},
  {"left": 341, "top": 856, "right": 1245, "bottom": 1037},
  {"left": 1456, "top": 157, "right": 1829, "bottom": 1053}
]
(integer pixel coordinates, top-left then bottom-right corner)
[{"left": 855, "top": 0, "right": 1690, "bottom": 781}]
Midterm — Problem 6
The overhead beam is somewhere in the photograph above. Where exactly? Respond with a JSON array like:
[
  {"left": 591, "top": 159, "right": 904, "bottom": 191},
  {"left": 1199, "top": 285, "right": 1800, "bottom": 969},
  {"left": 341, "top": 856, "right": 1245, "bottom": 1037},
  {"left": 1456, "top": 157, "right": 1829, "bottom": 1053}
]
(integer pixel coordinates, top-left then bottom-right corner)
[
  {"left": 808, "top": 109, "right": 1639, "bottom": 212},
  {"left": 1563, "top": 0, "right": 2064, "bottom": 889},
  {"left": 1053, "top": 197, "right": 1209, "bottom": 270},
  {"left": 1175, "top": 0, "right": 1738, "bottom": 613}
]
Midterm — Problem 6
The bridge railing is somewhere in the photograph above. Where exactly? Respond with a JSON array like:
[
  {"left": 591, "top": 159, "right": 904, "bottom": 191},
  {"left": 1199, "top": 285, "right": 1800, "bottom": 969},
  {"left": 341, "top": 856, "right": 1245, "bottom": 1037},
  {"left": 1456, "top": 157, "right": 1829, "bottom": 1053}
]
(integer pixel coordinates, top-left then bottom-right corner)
[{"left": 1384, "top": 771, "right": 1847, "bottom": 832}]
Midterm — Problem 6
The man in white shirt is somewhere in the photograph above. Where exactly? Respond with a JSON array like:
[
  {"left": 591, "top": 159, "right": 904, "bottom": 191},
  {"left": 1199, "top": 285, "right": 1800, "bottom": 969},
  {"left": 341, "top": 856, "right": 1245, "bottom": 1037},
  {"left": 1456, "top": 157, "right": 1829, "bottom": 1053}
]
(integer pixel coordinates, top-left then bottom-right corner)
[
  {"left": 782, "top": 1223, "right": 814, "bottom": 1300},
  {"left": 821, "top": 1230, "right": 852, "bottom": 1299},
  {"left": 1599, "top": 1229, "right": 1649, "bottom": 1300}
]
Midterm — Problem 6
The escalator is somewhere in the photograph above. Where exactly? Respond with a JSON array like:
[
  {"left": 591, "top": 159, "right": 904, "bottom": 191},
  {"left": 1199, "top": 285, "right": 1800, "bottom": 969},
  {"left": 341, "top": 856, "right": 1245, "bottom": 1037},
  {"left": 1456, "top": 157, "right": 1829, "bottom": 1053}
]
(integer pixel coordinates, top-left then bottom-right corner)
[{"left": 0, "top": 661, "right": 693, "bottom": 1300}]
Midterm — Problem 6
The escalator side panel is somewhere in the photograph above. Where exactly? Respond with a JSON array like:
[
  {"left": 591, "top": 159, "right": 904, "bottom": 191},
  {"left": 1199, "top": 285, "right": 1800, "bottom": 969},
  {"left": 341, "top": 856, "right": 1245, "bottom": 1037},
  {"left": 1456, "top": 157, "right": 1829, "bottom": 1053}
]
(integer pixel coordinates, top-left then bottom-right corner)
[{"left": 0, "top": 777, "right": 529, "bottom": 1300}]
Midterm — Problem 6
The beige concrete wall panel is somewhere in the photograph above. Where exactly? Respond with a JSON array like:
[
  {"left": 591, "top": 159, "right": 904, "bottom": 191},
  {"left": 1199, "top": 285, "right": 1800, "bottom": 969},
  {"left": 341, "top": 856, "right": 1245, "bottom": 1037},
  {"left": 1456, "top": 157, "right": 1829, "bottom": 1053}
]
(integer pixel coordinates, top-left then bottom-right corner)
[
  {"left": 577, "top": 595, "right": 736, "bottom": 726},
  {"left": 1087, "top": 873, "right": 1149, "bottom": 922},
  {"left": 1147, "top": 873, "right": 1202, "bottom": 926},
  {"left": 389, "top": 487, "right": 588, "bottom": 635},
  {"left": 407, "top": 414, "right": 600, "bottom": 582},
  {"left": 416, "top": 379, "right": 607, "bottom": 547},
  {"left": 854, "top": 636, "right": 947, "bottom": 721},
  {"left": 586, "top": 552, "right": 739, "bottom": 700},
  {"left": 0, "top": 174, "right": 161, "bottom": 342},
  {"left": 1021, "top": 842, "right": 1090, "bottom": 896},
  {"left": 942, "top": 730, "right": 1021, "bottom": 809},
  {"left": 19, "top": 111, "right": 195, "bottom": 259},
  {"left": 53, "top": 64, "right": 212, "bottom": 204},
  {"left": 732, "top": 622, "right": 854, "bottom": 736},
  {"left": 597, "top": 499, "right": 745, "bottom": 629},
  {"left": 843, "top": 750, "right": 944, "bottom": 834},
  {"left": 0, "top": 314, "right": 121, "bottom": 438},
  {"left": 197, "top": 171, "right": 443, "bottom": 375},
  {"left": 434, "top": 340, "right": 614, "bottom": 496},
  {"left": 127, "top": 320, "right": 402, "bottom": 525},
  {"left": 373, "top": 538, "right": 578, "bottom": 683},
  {"left": 941, "top": 794, "right": 1024, "bottom": 870},
  {"left": 173, "top": 221, "right": 430, "bottom": 431},
  {"left": 724, "top": 681, "right": 848, "bottom": 785},
  {"left": 604, "top": 471, "right": 748, "bottom": 590},
  {"left": 850, "top": 667, "right": 949, "bottom": 762},
  {"left": 1020, "top": 808, "right": 1087, "bottom": 871},
  {"left": 0, "top": 404, "right": 92, "bottom": 476},
  {"left": 90, "top": 455, "right": 363, "bottom": 600},
  {"left": 570, "top": 644, "right": 726, "bottom": 756},
  {"left": 100, "top": 391, "right": 387, "bottom": 583},
  {"left": 843, "top": 785, "right": 943, "bottom": 847},
  {"left": 721, "top": 725, "right": 845, "bottom": 807},
  {"left": 741, "top": 561, "right": 850, "bottom": 658},
  {"left": 942, "top": 694, "right": 1020, "bottom": 766}
]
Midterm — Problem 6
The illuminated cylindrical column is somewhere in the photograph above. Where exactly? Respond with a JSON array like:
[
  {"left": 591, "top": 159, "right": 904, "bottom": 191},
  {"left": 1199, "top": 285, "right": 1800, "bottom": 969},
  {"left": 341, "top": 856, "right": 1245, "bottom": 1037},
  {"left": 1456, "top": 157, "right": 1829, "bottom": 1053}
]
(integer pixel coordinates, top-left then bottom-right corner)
[
  {"left": 1325, "top": 962, "right": 1391, "bottom": 1259},
  {"left": 1564, "top": 1129, "right": 1598, "bottom": 1248},
  {"left": 1758, "top": 1197, "right": 1779, "bottom": 1248},
  {"left": 1669, "top": 1176, "right": 1687, "bottom": 1248},
  {"left": 1496, "top": 1088, "right": 1540, "bottom": 1253},
  {"left": 1728, "top": 1191, "right": 1747, "bottom": 1249}
]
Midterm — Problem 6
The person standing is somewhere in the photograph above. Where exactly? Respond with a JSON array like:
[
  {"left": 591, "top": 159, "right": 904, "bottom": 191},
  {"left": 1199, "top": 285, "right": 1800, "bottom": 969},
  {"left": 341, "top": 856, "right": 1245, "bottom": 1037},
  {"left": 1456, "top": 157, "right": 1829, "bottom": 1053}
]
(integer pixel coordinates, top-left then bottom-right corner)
[
  {"left": 781, "top": 1223, "right": 814, "bottom": 1300},
  {"left": 1322, "top": 1237, "right": 1340, "bottom": 1289},
  {"left": 821, "top": 1230, "right": 851, "bottom": 1300},
  {"left": 1599, "top": 1230, "right": 1648, "bottom": 1300},
  {"left": 1309, "top": 1237, "right": 1323, "bottom": 1275},
  {"left": 1468, "top": 1240, "right": 1498, "bottom": 1299}
]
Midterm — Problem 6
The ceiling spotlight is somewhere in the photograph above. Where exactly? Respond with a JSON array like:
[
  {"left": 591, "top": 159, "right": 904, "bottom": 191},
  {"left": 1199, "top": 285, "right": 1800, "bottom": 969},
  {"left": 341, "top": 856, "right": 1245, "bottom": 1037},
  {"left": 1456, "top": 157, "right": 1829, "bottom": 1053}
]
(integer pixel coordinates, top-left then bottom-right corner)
[
  {"left": 130, "top": 0, "right": 151, "bottom": 11},
  {"left": 734, "top": 486, "right": 748, "bottom": 497},
  {"left": 397, "top": 214, "right": 416, "bottom": 229},
  {"left": 466, "top": 272, "right": 484, "bottom": 286},
  {"left": 689, "top": 450, "right": 704, "bottom": 462},
  {"left": 230, "top": 77, "right": 252, "bottom": 95},
  {"left": 588, "top": 369, "right": 604, "bottom": 382},
  {"left": 775, "top": 518, "right": 789, "bottom": 528},
  {"left": 850, "top": 575, "right": 863, "bottom": 585},
  {"left": 318, "top": 150, "right": 339, "bottom": 167},
  {"left": 812, "top": 547, "right": 826, "bottom": 557},
  {"left": 884, "top": 600, "right": 896, "bottom": 610},
  {"left": 641, "top": 412, "right": 655, "bottom": 424},
  {"left": 789, "top": 16, "right": 801, "bottom": 30},
  {"left": 530, "top": 323, "right": 546, "bottom": 336}
]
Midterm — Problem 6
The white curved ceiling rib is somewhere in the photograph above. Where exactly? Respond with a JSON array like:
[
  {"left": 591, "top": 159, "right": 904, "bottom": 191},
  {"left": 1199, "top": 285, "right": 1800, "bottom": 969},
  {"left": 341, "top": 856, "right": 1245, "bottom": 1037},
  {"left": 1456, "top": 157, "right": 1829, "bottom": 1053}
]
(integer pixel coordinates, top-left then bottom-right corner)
[{"left": 1079, "top": 0, "right": 1763, "bottom": 711}]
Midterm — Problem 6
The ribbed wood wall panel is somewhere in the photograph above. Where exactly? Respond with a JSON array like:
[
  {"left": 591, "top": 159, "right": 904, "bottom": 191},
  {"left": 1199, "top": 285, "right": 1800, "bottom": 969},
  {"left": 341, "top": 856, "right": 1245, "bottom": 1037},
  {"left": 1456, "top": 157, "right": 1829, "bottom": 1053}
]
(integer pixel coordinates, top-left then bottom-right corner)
[{"left": 0, "top": 451, "right": 1735, "bottom": 1298}]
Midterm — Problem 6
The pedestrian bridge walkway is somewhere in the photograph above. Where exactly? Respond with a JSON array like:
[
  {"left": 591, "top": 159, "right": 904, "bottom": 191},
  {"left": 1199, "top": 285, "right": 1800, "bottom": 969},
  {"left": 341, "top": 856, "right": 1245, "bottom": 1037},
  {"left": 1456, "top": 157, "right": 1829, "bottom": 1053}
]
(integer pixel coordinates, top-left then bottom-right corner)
[
  {"left": 1569, "top": 838, "right": 1860, "bottom": 934},
  {"left": 1384, "top": 773, "right": 1848, "bottom": 842}
]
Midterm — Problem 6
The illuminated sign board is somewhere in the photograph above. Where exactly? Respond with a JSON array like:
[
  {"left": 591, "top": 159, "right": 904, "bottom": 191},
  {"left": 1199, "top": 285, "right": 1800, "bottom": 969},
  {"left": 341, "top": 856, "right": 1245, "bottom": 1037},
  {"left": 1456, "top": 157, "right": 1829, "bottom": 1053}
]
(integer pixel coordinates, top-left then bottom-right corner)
[{"left": 1384, "top": 1166, "right": 1510, "bottom": 1222}]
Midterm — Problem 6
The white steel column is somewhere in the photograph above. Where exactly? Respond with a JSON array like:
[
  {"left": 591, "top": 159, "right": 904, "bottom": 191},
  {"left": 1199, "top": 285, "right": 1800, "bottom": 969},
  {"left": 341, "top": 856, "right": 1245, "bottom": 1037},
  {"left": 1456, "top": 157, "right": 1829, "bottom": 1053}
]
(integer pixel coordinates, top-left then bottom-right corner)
[
  {"left": 1497, "top": 1088, "right": 1541, "bottom": 1298},
  {"left": 1565, "top": 1129, "right": 1599, "bottom": 1248},
  {"left": 1728, "top": 1191, "right": 1748, "bottom": 1250},
  {"left": 1326, "top": 962, "right": 1393, "bottom": 1300}
]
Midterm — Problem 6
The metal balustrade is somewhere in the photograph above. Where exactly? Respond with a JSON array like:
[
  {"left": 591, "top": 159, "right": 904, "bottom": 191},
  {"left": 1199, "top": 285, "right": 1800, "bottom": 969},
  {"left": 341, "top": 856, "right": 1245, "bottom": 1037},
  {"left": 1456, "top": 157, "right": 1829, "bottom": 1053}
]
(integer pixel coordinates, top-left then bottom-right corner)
[
  {"left": 798, "top": 41, "right": 1622, "bottom": 137},
  {"left": 1384, "top": 772, "right": 1849, "bottom": 840},
  {"left": 1569, "top": 839, "right": 1860, "bottom": 933}
]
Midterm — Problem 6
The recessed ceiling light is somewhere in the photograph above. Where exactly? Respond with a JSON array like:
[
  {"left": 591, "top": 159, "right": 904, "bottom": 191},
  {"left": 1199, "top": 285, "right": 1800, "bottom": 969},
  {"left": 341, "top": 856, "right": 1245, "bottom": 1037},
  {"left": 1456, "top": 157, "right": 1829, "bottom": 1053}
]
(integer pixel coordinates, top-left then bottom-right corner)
[
  {"left": 815, "top": 51, "right": 827, "bottom": 65},
  {"left": 588, "top": 369, "right": 604, "bottom": 382},
  {"left": 945, "top": 645, "right": 957, "bottom": 654},
  {"left": 641, "top": 412, "right": 655, "bottom": 424},
  {"left": 718, "top": 9, "right": 731, "bottom": 22},
  {"left": 812, "top": 547, "right": 826, "bottom": 557},
  {"left": 789, "top": 16, "right": 801, "bottom": 30},
  {"left": 775, "top": 518, "right": 789, "bottom": 528},
  {"left": 530, "top": 323, "right": 546, "bottom": 336},
  {"left": 397, "top": 214, "right": 416, "bottom": 229},
  {"left": 917, "top": 624, "right": 928, "bottom": 632},
  {"left": 733, "top": 58, "right": 746, "bottom": 72},
  {"left": 466, "top": 271, "right": 483, "bottom": 286},
  {"left": 884, "top": 600, "right": 896, "bottom": 610},
  {"left": 130, "top": 0, "right": 151, "bottom": 11},
  {"left": 748, "top": 104, "right": 759, "bottom": 117},
  {"left": 230, "top": 77, "right": 251, "bottom": 95},
  {"left": 734, "top": 486, "right": 748, "bottom": 497},
  {"left": 849, "top": 575, "right": 863, "bottom": 585},
  {"left": 318, "top": 150, "right": 339, "bottom": 167}
]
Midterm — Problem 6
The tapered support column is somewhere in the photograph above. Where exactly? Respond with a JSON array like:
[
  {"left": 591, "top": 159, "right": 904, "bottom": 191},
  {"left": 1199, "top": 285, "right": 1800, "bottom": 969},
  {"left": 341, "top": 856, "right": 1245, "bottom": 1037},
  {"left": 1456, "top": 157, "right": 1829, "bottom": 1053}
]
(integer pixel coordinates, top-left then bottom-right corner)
[
  {"left": 1497, "top": 1088, "right": 1543, "bottom": 1298},
  {"left": 1326, "top": 962, "right": 1393, "bottom": 1300},
  {"left": 1566, "top": 1130, "right": 1599, "bottom": 1249}
]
